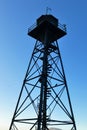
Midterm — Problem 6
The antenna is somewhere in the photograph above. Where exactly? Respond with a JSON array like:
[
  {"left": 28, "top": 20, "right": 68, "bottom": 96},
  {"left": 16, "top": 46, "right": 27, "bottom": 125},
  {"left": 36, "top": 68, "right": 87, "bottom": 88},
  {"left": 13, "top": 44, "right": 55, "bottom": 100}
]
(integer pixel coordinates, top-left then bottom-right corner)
[{"left": 46, "top": 7, "right": 52, "bottom": 14}]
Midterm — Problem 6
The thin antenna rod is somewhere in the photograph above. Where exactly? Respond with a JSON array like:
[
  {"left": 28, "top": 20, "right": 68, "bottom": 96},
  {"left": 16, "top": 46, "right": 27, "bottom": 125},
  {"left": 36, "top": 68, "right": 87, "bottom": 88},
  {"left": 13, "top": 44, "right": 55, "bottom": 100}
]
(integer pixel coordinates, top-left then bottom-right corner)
[{"left": 46, "top": 7, "right": 52, "bottom": 15}]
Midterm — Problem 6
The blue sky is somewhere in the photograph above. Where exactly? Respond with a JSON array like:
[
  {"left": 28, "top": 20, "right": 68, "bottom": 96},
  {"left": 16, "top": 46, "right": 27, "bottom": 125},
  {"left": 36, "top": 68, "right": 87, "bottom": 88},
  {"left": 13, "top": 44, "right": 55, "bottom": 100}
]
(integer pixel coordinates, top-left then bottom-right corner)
[{"left": 0, "top": 0, "right": 87, "bottom": 130}]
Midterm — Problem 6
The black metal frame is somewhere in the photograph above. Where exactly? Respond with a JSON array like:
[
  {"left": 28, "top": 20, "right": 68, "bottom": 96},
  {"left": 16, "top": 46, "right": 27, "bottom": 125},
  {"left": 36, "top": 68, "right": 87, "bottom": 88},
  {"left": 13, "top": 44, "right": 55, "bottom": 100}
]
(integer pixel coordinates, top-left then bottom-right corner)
[{"left": 9, "top": 39, "right": 77, "bottom": 130}]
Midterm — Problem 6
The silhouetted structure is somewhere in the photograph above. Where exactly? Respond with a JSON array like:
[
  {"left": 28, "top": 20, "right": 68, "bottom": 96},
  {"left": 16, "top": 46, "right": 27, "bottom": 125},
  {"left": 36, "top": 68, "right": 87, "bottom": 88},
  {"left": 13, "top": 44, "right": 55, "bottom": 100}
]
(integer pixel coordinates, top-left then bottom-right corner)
[{"left": 9, "top": 14, "right": 77, "bottom": 130}]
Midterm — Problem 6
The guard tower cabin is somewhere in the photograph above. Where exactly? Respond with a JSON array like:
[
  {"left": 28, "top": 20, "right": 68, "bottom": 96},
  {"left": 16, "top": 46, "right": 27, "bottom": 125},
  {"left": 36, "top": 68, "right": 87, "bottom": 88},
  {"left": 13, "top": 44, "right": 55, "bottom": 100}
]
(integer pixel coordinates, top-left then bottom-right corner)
[{"left": 28, "top": 14, "right": 67, "bottom": 43}]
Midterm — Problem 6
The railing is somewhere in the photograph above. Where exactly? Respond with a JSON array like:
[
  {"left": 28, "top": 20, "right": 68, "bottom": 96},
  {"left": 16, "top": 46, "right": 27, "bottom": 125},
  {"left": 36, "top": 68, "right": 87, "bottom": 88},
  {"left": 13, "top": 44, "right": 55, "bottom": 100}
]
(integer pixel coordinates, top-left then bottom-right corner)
[
  {"left": 58, "top": 23, "right": 67, "bottom": 32},
  {"left": 28, "top": 21, "right": 67, "bottom": 33},
  {"left": 28, "top": 22, "right": 36, "bottom": 33}
]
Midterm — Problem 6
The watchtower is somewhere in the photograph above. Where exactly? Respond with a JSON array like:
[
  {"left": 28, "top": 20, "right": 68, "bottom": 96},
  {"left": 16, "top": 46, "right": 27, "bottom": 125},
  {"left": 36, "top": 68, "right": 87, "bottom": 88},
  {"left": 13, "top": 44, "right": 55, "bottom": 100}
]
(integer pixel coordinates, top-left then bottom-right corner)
[{"left": 9, "top": 14, "right": 77, "bottom": 130}]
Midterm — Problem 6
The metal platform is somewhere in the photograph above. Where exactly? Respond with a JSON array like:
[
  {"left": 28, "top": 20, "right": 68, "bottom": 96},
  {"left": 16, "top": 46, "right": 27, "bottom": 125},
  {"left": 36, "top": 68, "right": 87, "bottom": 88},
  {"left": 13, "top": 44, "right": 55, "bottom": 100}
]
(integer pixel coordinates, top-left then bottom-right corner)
[{"left": 28, "top": 15, "right": 67, "bottom": 43}]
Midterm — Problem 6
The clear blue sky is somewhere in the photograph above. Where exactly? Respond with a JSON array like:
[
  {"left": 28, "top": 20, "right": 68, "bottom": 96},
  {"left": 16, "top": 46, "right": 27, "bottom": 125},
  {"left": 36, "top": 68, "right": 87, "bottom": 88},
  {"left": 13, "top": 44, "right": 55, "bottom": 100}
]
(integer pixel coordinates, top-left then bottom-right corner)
[{"left": 0, "top": 0, "right": 87, "bottom": 130}]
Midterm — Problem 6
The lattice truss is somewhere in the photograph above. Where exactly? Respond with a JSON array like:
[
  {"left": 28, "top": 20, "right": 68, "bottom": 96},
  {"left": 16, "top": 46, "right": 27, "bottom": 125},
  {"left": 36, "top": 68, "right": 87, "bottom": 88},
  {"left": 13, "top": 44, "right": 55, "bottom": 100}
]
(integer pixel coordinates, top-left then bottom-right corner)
[{"left": 9, "top": 40, "right": 76, "bottom": 130}]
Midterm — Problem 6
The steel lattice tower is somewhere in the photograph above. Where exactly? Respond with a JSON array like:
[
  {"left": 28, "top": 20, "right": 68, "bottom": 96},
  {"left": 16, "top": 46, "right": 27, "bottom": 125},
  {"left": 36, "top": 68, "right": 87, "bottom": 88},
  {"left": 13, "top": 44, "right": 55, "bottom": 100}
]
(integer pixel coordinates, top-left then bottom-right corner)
[{"left": 9, "top": 15, "right": 77, "bottom": 130}]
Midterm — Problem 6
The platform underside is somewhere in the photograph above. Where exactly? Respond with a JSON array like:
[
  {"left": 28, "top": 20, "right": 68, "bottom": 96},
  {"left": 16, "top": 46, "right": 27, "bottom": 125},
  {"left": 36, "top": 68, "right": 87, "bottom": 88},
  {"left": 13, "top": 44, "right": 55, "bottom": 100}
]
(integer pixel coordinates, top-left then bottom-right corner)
[{"left": 28, "top": 21, "right": 66, "bottom": 43}]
